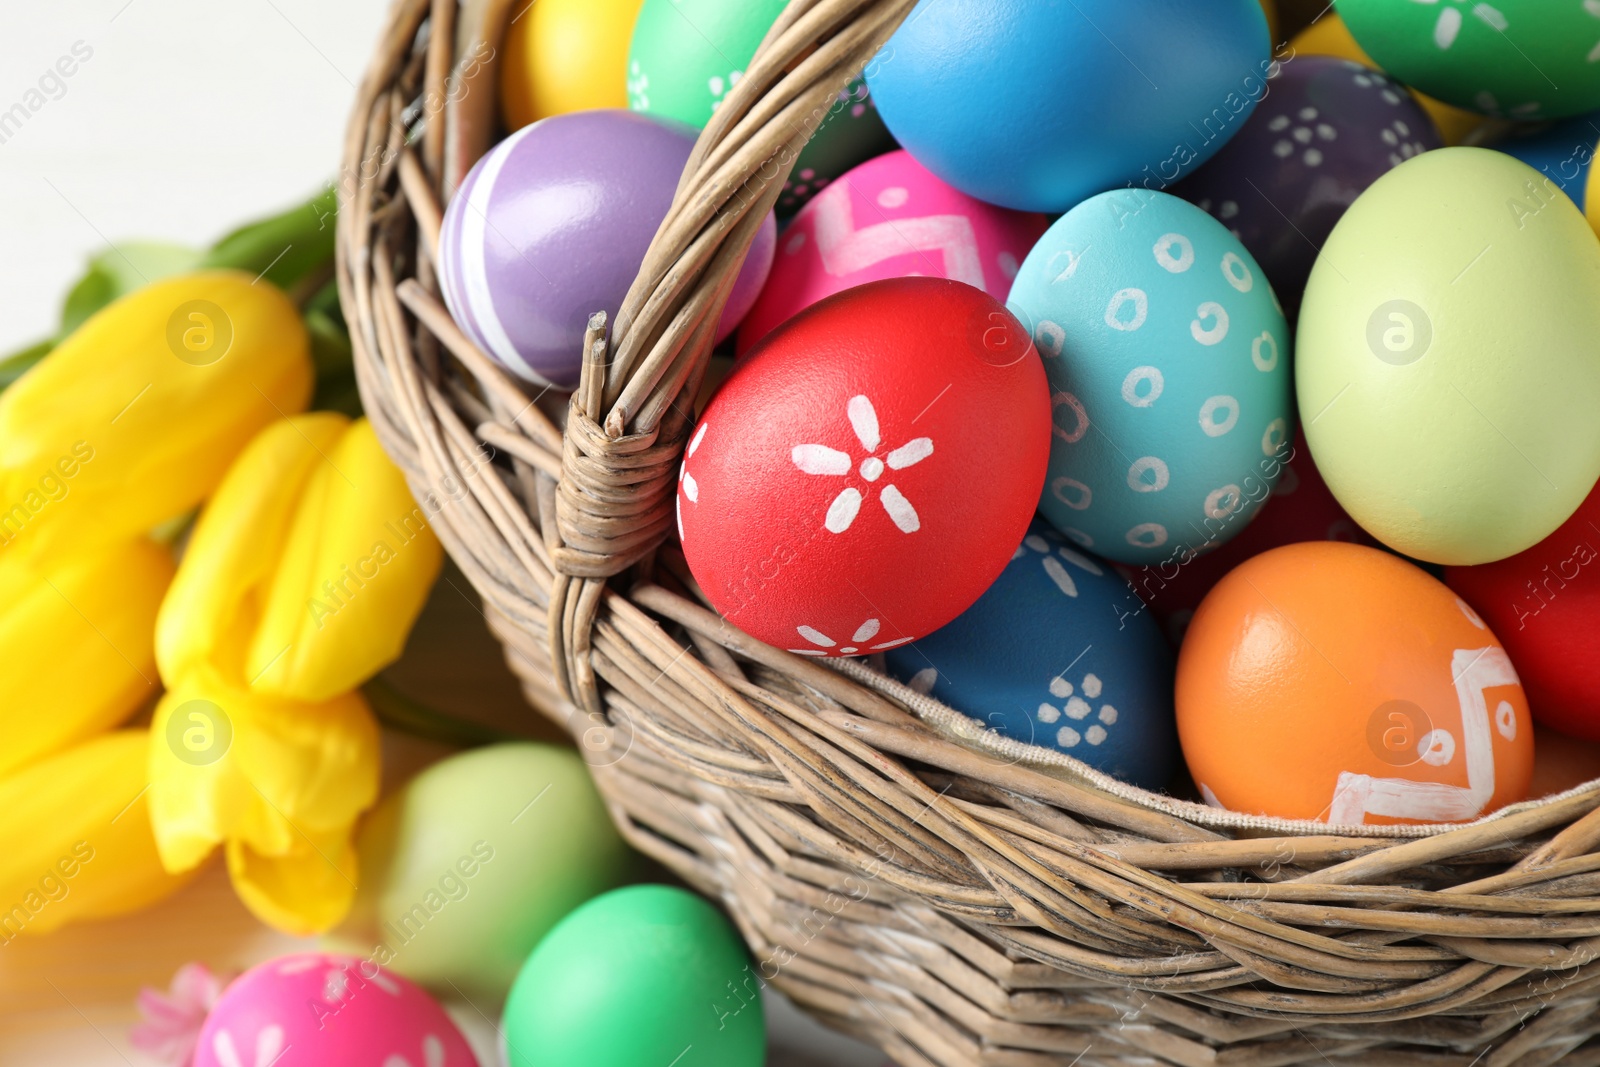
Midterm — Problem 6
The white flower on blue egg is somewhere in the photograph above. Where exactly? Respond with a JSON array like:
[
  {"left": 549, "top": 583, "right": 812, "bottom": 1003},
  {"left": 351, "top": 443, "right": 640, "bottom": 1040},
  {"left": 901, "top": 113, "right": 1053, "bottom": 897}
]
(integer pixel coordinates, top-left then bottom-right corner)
[
  {"left": 886, "top": 520, "right": 1178, "bottom": 789},
  {"left": 1033, "top": 670, "right": 1121, "bottom": 751}
]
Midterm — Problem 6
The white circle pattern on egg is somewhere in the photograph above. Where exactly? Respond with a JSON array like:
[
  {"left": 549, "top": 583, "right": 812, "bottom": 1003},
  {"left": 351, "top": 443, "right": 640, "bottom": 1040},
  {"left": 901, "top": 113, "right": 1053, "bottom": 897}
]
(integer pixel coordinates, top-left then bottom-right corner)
[{"left": 1008, "top": 191, "right": 1292, "bottom": 565}]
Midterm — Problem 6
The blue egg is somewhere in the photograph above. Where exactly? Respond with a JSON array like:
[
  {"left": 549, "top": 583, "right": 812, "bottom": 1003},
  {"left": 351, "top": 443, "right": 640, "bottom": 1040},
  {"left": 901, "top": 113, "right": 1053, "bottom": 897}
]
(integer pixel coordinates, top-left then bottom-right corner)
[
  {"left": 1006, "top": 189, "right": 1293, "bottom": 566},
  {"left": 1489, "top": 112, "right": 1600, "bottom": 231},
  {"left": 865, "top": 0, "right": 1272, "bottom": 213},
  {"left": 885, "top": 521, "right": 1176, "bottom": 790}
]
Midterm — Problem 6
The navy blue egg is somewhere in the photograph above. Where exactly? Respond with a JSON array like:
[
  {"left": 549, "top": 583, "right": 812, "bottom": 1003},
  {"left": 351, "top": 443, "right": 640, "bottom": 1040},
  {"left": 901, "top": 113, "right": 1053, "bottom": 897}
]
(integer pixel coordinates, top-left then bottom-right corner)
[
  {"left": 865, "top": 0, "right": 1273, "bottom": 213},
  {"left": 884, "top": 521, "right": 1178, "bottom": 790}
]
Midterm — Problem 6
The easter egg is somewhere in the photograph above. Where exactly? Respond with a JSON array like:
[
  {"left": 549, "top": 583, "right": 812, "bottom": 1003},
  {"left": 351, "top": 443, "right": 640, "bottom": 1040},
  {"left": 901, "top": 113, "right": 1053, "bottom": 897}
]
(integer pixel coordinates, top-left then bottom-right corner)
[
  {"left": 885, "top": 521, "right": 1177, "bottom": 789},
  {"left": 626, "top": 0, "right": 896, "bottom": 215},
  {"left": 194, "top": 953, "right": 478, "bottom": 1067},
  {"left": 1297, "top": 147, "right": 1600, "bottom": 565},
  {"left": 679, "top": 277, "right": 1051, "bottom": 656},
  {"left": 502, "top": 885, "right": 763, "bottom": 1067},
  {"left": 1119, "top": 431, "right": 1376, "bottom": 645},
  {"left": 499, "top": 0, "right": 645, "bottom": 129},
  {"left": 438, "top": 110, "right": 775, "bottom": 387},
  {"left": 1485, "top": 112, "right": 1600, "bottom": 237},
  {"left": 1289, "top": 13, "right": 1482, "bottom": 144},
  {"left": 1446, "top": 483, "right": 1600, "bottom": 740},
  {"left": 1526, "top": 723, "right": 1600, "bottom": 799},
  {"left": 346, "top": 744, "right": 632, "bottom": 998},
  {"left": 1339, "top": 0, "right": 1600, "bottom": 121},
  {"left": 866, "top": 0, "right": 1272, "bottom": 212},
  {"left": 736, "top": 150, "right": 1049, "bottom": 352},
  {"left": 1005, "top": 189, "right": 1293, "bottom": 566},
  {"left": 1177, "top": 542, "right": 1534, "bottom": 825},
  {"left": 1175, "top": 55, "right": 1441, "bottom": 318}
]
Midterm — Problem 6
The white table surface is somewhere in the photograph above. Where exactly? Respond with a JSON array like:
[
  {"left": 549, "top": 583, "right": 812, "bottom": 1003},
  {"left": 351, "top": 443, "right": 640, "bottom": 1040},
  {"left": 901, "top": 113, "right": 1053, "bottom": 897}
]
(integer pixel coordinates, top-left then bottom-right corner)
[{"left": 0, "top": 4, "right": 888, "bottom": 1063}]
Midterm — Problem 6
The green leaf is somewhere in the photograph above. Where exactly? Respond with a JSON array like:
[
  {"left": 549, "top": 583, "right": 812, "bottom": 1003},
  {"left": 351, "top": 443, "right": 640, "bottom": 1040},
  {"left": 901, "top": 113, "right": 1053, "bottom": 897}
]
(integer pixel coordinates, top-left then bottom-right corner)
[
  {"left": 56, "top": 241, "right": 203, "bottom": 339},
  {"left": 0, "top": 338, "right": 53, "bottom": 390},
  {"left": 199, "top": 186, "right": 338, "bottom": 292}
]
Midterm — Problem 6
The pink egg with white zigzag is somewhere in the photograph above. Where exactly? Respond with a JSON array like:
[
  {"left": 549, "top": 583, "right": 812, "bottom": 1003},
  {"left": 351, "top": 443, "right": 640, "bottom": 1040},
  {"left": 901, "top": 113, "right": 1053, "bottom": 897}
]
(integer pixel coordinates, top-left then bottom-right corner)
[
  {"left": 194, "top": 953, "right": 479, "bottom": 1067},
  {"left": 734, "top": 149, "right": 1049, "bottom": 352}
]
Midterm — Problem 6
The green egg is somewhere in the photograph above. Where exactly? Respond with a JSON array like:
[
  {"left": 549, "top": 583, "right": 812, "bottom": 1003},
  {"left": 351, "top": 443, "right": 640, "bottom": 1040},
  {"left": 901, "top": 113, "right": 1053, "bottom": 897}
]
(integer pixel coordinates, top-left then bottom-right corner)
[
  {"left": 1339, "top": 0, "right": 1600, "bottom": 120},
  {"left": 503, "top": 884, "right": 765, "bottom": 1067},
  {"left": 625, "top": 0, "right": 894, "bottom": 214},
  {"left": 345, "top": 743, "right": 632, "bottom": 998},
  {"left": 1297, "top": 146, "right": 1600, "bottom": 566}
]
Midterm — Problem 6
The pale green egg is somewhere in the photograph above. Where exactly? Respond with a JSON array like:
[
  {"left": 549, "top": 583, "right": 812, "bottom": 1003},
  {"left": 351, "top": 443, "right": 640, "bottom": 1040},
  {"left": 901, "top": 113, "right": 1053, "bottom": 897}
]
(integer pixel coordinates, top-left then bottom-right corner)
[
  {"left": 1298, "top": 146, "right": 1600, "bottom": 565},
  {"left": 342, "top": 743, "right": 633, "bottom": 998}
]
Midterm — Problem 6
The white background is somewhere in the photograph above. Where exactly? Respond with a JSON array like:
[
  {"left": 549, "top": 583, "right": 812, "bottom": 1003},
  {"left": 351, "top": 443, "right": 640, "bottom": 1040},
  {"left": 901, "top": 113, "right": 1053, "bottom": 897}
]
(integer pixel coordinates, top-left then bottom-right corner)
[{"left": 1, "top": 0, "right": 381, "bottom": 352}]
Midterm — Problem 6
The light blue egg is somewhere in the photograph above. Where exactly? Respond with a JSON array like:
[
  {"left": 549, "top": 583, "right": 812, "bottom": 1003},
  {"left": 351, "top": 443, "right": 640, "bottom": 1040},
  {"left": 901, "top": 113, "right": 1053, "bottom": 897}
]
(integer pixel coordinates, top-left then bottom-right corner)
[
  {"left": 884, "top": 521, "right": 1176, "bottom": 790},
  {"left": 865, "top": 0, "right": 1272, "bottom": 213},
  {"left": 1006, "top": 189, "right": 1293, "bottom": 566}
]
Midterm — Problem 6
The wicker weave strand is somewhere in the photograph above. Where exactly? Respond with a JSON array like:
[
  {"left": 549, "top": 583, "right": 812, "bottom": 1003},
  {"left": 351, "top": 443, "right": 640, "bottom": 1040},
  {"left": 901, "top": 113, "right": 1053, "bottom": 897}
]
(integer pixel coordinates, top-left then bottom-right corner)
[{"left": 338, "top": 1, "right": 1600, "bottom": 1063}]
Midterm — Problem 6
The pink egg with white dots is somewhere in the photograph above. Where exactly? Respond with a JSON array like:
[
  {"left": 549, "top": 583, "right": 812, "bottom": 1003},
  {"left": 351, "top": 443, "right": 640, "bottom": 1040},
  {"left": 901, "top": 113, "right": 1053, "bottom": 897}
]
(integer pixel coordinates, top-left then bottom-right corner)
[
  {"left": 735, "top": 149, "right": 1049, "bottom": 352},
  {"left": 194, "top": 953, "right": 479, "bottom": 1067}
]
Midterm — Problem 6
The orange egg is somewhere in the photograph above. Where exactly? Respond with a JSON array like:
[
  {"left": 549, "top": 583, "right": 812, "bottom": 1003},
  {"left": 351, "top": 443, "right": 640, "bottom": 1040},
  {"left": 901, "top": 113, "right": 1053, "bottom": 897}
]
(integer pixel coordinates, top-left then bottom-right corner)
[{"left": 1177, "top": 542, "right": 1533, "bottom": 825}]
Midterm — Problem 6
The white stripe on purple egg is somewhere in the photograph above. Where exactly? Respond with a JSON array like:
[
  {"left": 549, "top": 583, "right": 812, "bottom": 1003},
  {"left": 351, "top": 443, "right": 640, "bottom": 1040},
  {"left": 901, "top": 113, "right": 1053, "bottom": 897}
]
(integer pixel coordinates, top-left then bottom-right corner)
[{"left": 442, "top": 122, "right": 548, "bottom": 385}]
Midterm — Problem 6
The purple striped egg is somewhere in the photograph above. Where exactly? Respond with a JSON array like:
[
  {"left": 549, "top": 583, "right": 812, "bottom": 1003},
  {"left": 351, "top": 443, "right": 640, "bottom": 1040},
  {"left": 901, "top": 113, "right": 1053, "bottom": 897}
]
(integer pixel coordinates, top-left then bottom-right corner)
[{"left": 439, "top": 109, "right": 777, "bottom": 388}]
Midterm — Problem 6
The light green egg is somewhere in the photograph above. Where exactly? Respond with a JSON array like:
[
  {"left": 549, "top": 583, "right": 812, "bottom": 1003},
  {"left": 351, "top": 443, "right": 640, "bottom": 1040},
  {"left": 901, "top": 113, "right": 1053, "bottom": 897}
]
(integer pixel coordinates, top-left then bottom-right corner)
[
  {"left": 1298, "top": 146, "right": 1600, "bottom": 566},
  {"left": 343, "top": 743, "right": 633, "bottom": 998}
]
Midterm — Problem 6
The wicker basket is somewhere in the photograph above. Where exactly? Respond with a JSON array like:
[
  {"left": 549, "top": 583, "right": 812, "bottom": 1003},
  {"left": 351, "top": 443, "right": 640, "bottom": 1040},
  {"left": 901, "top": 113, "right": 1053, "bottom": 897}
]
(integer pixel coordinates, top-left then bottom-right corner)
[{"left": 337, "top": 2, "right": 1600, "bottom": 1063}]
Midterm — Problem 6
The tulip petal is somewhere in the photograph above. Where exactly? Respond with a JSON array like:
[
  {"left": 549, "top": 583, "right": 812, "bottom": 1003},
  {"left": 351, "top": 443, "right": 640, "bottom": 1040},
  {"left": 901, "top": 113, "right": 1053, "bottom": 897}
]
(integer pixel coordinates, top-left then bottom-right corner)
[
  {"left": 0, "top": 271, "right": 312, "bottom": 559},
  {"left": 0, "top": 538, "right": 173, "bottom": 778},
  {"left": 248, "top": 419, "right": 443, "bottom": 702},
  {"left": 156, "top": 412, "right": 349, "bottom": 683},
  {"left": 0, "top": 730, "right": 195, "bottom": 940},
  {"left": 148, "top": 666, "right": 379, "bottom": 880},
  {"left": 226, "top": 829, "right": 359, "bottom": 936}
]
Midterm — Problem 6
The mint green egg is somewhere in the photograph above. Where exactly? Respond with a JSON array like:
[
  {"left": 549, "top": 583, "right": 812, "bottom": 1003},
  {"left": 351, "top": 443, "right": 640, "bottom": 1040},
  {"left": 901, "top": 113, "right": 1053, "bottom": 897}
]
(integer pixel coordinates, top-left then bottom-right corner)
[
  {"left": 626, "top": 0, "right": 894, "bottom": 214},
  {"left": 503, "top": 885, "right": 765, "bottom": 1067},
  {"left": 1297, "top": 146, "right": 1600, "bottom": 565},
  {"left": 346, "top": 743, "right": 632, "bottom": 998}
]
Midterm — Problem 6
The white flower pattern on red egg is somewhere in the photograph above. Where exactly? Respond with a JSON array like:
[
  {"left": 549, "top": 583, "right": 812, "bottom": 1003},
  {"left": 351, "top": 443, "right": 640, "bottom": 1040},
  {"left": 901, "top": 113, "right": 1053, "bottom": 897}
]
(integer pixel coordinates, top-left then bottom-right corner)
[
  {"left": 676, "top": 421, "right": 710, "bottom": 540},
  {"left": 788, "top": 617, "right": 915, "bottom": 656},
  {"left": 791, "top": 395, "right": 933, "bottom": 535}
]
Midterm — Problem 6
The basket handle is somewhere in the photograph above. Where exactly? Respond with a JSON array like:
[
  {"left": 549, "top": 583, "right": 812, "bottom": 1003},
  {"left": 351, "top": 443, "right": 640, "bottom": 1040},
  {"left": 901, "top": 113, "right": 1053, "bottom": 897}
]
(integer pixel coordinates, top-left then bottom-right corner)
[{"left": 543, "top": 0, "right": 915, "bottom": 711}]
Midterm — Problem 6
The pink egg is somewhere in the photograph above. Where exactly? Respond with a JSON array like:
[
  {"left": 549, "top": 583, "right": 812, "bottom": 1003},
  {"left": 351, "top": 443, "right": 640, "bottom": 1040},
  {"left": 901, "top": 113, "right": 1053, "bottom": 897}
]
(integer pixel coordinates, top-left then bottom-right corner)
[
  {"left": 735, "top": 149, "right": 1049, "bottom": 352},
  {"left": 194, "top": 953, "right": 479, "bottom": 1067}
]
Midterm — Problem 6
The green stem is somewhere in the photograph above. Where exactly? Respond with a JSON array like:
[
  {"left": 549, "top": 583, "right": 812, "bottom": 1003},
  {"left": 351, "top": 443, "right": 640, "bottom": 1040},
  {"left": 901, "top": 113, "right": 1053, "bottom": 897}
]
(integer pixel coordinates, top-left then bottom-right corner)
[{"left": 362, "top": 675, "right": 521, "bottom": 747}]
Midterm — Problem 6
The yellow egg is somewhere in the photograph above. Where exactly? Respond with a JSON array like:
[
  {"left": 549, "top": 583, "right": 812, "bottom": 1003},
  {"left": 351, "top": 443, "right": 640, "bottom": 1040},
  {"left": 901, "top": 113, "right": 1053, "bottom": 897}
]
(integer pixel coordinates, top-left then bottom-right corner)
[
  {"left": 1298, "top": 147, "right": 1600, "bottom": 566},
  {"left": 499, "top": 0, "right": 645, "bottom": 130},
  {"left": 1289, "top": 13, "right": 1481, "bottom": 146}
]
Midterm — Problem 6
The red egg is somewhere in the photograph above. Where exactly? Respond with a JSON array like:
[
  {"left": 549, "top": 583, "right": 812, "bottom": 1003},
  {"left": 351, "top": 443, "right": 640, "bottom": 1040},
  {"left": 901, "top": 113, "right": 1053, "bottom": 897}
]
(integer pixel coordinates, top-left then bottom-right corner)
[
  {"left": 1447, "top": 484, "right": 1600, "bottom": 739},
  {"left": 678, "top": 277, "right": 1050, "bottom": 656}
]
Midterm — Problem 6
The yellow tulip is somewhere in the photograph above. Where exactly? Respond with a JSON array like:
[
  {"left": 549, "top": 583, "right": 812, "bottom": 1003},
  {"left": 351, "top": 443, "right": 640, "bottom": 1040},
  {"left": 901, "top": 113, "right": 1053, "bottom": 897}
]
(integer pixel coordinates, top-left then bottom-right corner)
[
  {"left": 157, "top": 415, "right": 442, "bottom": 704},
  {"left": 0, "top": 271, "right": 312, "bottom": 560},
  {"left": 155, "top": 412, "right": 348, "bottom": 684},
  {"left": 248, "top": 418, "right": 443, "bottom": 702},
  {"left": 0, "top": 538, "right": 174, "bottom": 779},
  {"left": 148, "top": 662, "right": 379, "bottom": 935},
  {"left": 0, "top": 730, "right": 195, "bottom": 941}
]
